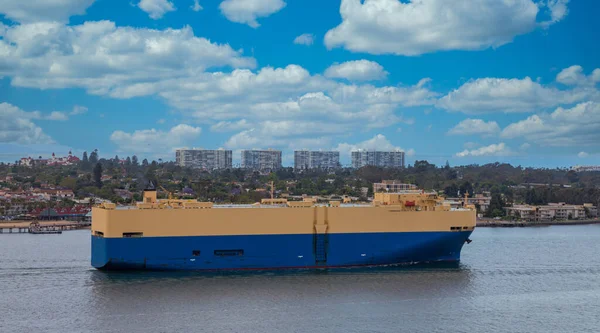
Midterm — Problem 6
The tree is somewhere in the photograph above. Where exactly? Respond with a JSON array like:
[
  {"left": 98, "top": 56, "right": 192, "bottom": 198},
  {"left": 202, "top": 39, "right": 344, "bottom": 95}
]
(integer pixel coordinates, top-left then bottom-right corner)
[
  {"left": 566, "top": 170, "right": 579, "bottom": 183},
  {"left": 459, "top": 181, "right": 474, "bottom": 196},
  {"left": 414, "top": 160, "right": 434, "bottom": 172},
  {"left": 93, "top": 163, "right": 103, "bottom": 188},
  {"left": 142, "top": 158, "right": 149, "bottom": 167},
  {"left": 444, "top": 183, "right": 459, "bottom": 197},
  {"left": 59, "top": 177, "right": 76, "bottom": 189},
  {"left": 89, "top": 149, "right": 99, "bottom": 164},
  {"left": 114, "top": 155, "right": 120, "bottom": 162},
  {"left": 132, "top": 155, "right": 139, "bottom": 166},
  {"left": 82, "top": 151, "right": 88, "bottom": 163},
  {"left": 145, "top": 169, "right": 157, "bottom": 188},
  {"left": 486, "top": 192, "right": 506, "bottom": 218},
  {"left": 125, "top": 156, "right": 131, "bottom": 166}
]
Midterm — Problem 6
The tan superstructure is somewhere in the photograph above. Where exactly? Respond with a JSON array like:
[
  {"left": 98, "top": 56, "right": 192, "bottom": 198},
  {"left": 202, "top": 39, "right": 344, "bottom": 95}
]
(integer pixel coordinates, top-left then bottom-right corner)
[{"left": 92, "top": 189, "right": 476, "bottom": 238}]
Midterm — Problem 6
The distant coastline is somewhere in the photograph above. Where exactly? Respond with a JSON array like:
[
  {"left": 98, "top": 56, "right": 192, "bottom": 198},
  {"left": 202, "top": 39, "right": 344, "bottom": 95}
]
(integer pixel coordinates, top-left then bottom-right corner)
[{"left": 476, "top": 219, "right": 600, "bottom": 228}]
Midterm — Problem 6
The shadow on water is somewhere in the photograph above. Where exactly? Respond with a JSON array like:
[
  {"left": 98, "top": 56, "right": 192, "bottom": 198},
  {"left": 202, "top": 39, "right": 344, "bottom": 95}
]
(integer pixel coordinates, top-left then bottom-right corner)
[
  {"left": 89, "top": 261, "right": 468, "bottom": 285},
  {"left": 86, "top": 260, "right": 477, "bottom": 318}
]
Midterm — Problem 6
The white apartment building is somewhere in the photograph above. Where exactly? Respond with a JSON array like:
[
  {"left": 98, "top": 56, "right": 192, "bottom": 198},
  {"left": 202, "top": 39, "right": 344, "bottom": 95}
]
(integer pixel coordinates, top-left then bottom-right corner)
[
  {"left": 506, "top": 203, "right": 598, "bottom": 222},
  {"left": 571, "top": 165, "right": 600, "bottom": 172},
  {"left": 175, "top": 149, "right": 232, "bottom": 170},
  {"left": 294, "top": 151, "right": 340, "bottom": 170},
  {"left": 351, "top": 150, "right": 405, "bottom": 169},
  {"left": 241, "top": 149, "right": 282, "bottom": 172}
]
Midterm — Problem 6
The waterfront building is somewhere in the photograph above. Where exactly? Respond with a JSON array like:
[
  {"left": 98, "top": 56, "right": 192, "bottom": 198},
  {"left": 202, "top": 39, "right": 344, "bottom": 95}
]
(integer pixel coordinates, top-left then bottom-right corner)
[
  {"left": 505, "top": 203, "right": 598, "bottom": 222},
  {"left": 294, "top": 150, "right": 340, "bottom": 170},
  {"left": 373, "top": 180, "right": 417, "bottom": 192},
  {"left": 175, "top": 149, "right": 232, "bottom": 170},
  {"left": 241, "top": 149, "right": 282, "bottom": 172},
  {"left": 351, "top": 150, "right": 405, "bottom": 168},
  {"left": 443, "top": 192, "right": 492, "bottom": 214}
]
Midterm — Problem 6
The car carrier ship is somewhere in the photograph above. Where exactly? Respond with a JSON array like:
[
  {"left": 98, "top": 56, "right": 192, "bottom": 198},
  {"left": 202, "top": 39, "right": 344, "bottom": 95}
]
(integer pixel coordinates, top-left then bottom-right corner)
[{"left": 91, "top": 185, "right": 475, "bottom": 271}]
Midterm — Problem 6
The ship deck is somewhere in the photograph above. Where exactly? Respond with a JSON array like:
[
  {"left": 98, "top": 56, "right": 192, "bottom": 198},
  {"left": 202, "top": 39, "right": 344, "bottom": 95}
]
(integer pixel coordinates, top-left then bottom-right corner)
[{"left": 110, "top": 204, "right": 473, "bottom": 211}]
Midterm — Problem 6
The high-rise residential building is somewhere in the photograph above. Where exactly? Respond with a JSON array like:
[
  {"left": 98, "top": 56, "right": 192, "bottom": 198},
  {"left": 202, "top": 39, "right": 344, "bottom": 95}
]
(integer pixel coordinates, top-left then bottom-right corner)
[
  {"left": 294, "top": 150, "right": 340, "bottom": 170},
  {"left": 175, "top": 149, "right": 232, "bottom": 169},
  {"left": 241, "top": 149, "right": 282, "bottom": 171},
  {"left": 351, "top": 150, "right": 405, "bottom": 169}
]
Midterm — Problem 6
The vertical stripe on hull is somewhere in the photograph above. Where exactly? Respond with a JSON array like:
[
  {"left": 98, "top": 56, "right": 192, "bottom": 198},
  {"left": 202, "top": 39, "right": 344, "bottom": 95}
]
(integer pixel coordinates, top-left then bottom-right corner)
[{"left": 91, "top": 231, "right": 473, "bottom": 271}]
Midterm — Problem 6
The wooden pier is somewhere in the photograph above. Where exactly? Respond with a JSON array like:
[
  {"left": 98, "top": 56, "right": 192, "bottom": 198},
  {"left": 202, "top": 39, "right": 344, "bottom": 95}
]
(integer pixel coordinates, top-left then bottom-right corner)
[{"left": 0, "top": 221, "right": 90, "bottom": 234}]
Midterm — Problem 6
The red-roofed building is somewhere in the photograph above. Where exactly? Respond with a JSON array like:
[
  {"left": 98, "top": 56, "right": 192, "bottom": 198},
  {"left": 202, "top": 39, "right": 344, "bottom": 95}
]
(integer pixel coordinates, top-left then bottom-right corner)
[
  {"left": 20, "top": 151, "right": 80, "bottom": 167},
  {"left": 31, "top": 189, "right": 75, "bottom": 200},
  {"left": 31, "top": 205, "right": 91, "bottom": 220},
  {"left": 47, "top": 151, "right": 80, "bottom": 166}
]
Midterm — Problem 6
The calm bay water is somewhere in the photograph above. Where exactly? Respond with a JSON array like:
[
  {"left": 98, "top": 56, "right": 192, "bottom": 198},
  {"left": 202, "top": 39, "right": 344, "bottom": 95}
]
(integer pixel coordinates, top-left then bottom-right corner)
[{"left": 1, "top": 226, "right": 600, "bottom": 333}]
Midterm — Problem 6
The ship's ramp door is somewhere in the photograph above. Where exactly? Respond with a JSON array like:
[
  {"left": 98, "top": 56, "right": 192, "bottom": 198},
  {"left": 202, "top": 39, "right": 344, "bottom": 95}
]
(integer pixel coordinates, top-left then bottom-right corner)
[{"left": 313, "top": 207, "right": 329, "bottom": 265}]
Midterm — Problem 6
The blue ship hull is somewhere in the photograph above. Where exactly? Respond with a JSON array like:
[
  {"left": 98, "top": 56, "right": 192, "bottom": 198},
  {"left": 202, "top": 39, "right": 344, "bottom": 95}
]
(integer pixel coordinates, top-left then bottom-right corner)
[{"left": 91, "top": 231, "right": 473, "bottom": 271}]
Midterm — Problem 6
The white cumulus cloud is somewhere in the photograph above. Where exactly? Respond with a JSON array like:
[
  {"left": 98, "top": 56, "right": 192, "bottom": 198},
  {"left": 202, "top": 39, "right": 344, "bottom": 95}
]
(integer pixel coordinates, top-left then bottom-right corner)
[
  {"left": 334, "top": 134, "right": 407, "bottom": 157},
  {"left": 0, "top": 0, "right": 96, "bottom": 23},
  {"left": 501, "top": 102, "right": 600, "bottom": 149},
  {"left": 324, "top": 0, "right": 566, "bottom": 56},
  {"left": 46, "top": 111, "right": 69, "bottom": 121},
  {"left": 578, "top": 151, "right": 589, "bottom": 158},
  {"left": 324, "top": 60, "right": 388, "bottom": 82},
  {"left": 436, "top": 74, "right": 597, "bottom": 114},
  {"left": 111, "top": 64, "right": 436, "bottom": 141},
  {"left": 110, "top": 124, "right": 202, "bottom": 155},
  {"left": 210, "top": 119, "right": 252, "bottom": 132},
  {"left": 542, "top": 0, "right": 569, "bottom": 27},
  {"left": 138, "top": 0, "right": 176, "bottom": 19},
  {"left": 556, "top": 65, "right": 600, "bottom": 86},
  {"left": 456, "top": 143, "right": 512, "bottom": 157},
  {"left": 0, "top": 17, "right": 440, "bottom": 155},
  {"left": 191, "top": 0, "right": 203, "bottom": 12},
  {"left": 293, "top": 33, "right": 314, "bottom": 46},
  {"left": 448, "top": 119, "right": 500, "bottom": 136},
  {"left": 219, "top": 0, "right": 286, "bottom": 28},
  {"left": 0, "top": 21, "right": 256, "bottom": 95},
  {"left": 0, "top": 102, "right": 54, "bottom": 144},
  {"left": 224, "top": 129, "right": 262, "bottom": 149},
  {"left": 70, "top": 105, "right": 88, "bottom": 115}
]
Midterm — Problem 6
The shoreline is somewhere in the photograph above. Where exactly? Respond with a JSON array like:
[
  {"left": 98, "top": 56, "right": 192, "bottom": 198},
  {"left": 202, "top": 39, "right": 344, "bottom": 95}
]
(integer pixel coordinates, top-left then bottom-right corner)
[
  {"left": 0, "top": 220, "right": 90, "bottom": 233},
  {"left": 3, "top": 219, "right": 600, "bottom": 231},
  {"left": 476, "top": 219, "right": 600, "bottom": 228}
]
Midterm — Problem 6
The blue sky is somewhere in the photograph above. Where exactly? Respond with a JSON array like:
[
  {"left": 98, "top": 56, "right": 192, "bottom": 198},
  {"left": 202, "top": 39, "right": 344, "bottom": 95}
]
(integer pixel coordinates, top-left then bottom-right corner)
[{"left": 1, "top": 0, "right": 599, "bottom": 167}]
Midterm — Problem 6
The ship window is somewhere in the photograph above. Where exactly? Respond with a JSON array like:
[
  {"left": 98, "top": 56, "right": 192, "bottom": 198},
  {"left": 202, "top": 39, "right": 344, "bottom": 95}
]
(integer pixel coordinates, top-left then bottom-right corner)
[
  {"left": 192, "top": 250, "right": 200, "bottom": 256},
  {"left": 463, "top": 226, "right": 469, "bottom": 230},
  {"left": 214, "top": 249, "right": 244, "bottom": 256},
  {"left": 123, "top": 232, "right": 143, "bottom": 238},
  {"left": 94, "top": 231, "right": 104, "bottom": 237}
]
